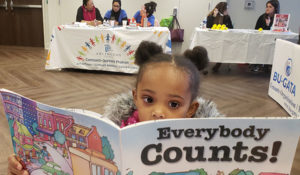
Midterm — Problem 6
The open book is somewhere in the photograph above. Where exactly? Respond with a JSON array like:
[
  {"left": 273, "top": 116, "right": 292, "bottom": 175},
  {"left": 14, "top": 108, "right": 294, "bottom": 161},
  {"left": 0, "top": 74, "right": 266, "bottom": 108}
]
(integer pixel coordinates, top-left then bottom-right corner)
[{"left": 1, "top": 89, "right": 300, "bottom": 175}]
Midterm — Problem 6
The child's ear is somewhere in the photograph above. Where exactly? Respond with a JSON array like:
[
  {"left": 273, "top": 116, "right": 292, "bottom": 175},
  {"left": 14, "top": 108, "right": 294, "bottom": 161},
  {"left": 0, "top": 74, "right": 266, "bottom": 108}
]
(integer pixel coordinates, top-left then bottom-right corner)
[
  {"left": 132, "top": 89, "right": 137, "bottom": 105},
  {"left": 186, "top": 101, "right": 199, "bottom": 118}
]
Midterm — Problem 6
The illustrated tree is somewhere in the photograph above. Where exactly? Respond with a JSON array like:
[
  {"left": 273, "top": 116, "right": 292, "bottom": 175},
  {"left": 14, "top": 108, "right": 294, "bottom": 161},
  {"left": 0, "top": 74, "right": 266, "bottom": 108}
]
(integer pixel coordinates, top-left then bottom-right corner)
[
  {"left": 32, "top": 122, "right": 39, "bottom": 136},
  {"left": 127, "top": 171, "right": 133, "bottom": 175},
  {"left": 101, "top": 136, "right": 114, "bottom": 160},
  {"left": 149, "top": 172, "right": 164, "bottom": 175},
  {"left": 190, "top": 168, "right": 207, "bottom": 175},
  {"left": 54, "top": 130, "right": 66, "bottom": 146},
  {"left": 8, "top": 119, "right": 16, "bottom": 152}
]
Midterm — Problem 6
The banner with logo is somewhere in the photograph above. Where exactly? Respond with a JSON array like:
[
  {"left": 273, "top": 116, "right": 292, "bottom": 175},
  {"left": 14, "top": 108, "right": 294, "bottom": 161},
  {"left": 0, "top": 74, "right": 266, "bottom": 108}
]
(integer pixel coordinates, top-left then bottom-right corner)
[
  {"left": 46, "top": 25, "right": 172, "bottom": 73},
  {"left": 268, "top": 39, "right": 300, "bottom": 117}
]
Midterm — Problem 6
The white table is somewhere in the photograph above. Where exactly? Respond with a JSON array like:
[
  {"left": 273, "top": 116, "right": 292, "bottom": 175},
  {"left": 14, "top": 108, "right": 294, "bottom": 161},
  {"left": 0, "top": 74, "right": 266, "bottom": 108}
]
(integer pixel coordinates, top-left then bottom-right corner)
[
  {"left": 190, "top": 28, "right": 298, "bottom": 64},
  {"left": 46, "top": 25, "right": 171, "bottom": 73}
]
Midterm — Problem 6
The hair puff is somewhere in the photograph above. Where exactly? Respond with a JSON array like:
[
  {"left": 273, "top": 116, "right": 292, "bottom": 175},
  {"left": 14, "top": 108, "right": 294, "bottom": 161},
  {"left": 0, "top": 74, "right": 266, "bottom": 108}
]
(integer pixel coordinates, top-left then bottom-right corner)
[
  {"left": 183, "top": 46, "right": 209, "bottom": 71},
  {"left": 134, "top": 41, "right": 163, "bottom": 66}
]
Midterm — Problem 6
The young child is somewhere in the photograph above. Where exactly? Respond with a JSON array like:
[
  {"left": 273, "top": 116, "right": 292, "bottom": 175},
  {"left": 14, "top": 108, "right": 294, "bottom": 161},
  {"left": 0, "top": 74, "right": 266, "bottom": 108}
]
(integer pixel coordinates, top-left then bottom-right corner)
[
  {"left": 105, "top": 41, "right": 223, "bottom": 127},
  {"left": 7, "top": 41, "right": 223, "bottom": 174}
]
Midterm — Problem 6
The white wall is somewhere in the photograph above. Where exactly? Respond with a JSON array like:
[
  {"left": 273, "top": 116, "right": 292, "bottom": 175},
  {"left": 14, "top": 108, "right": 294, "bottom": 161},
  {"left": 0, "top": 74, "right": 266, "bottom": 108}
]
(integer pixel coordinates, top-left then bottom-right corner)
[
  {"left": 43, "top": 0, "right": 63, "bottom": 49},
  {"left": 228, "top": 0, "right": 300, "bottom": 33}
]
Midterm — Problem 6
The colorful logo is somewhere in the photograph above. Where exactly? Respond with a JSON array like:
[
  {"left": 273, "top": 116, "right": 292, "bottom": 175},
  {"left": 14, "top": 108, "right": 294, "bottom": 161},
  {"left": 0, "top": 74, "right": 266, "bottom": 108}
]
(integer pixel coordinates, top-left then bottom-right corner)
[
  {"left": 284, "top": 58, "right": 292, "bottom": 77},
  {"left": 105, "top": 44, "right": 112, "bottom": 52}
]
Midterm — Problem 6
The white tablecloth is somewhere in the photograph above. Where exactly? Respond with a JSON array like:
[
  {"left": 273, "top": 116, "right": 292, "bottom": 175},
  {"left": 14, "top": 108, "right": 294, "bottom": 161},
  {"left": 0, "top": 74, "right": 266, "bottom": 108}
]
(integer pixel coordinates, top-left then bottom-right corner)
[
  {"left": 46, "top": 25, "right": 171, "bottom": 73},
  {"left": 190, "top": 28, "right": 298, "bottom": 64}
]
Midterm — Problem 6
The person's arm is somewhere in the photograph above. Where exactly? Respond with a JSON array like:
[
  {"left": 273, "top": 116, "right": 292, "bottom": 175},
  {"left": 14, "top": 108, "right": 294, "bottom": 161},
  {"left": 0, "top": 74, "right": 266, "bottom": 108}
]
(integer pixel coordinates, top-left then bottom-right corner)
[
  {"left": 8, "top": 154, "right": 29, "bottom": 175},
  {"left": 225, "top": 15, "right": 233, "bottom": 29},
  {"left": 148, "top": 15, "right": 155, "bottom": 27},
  {"left": 255, "top": 14, "right": 265, "bottom": 29},
  {"left": 133, "top": 11, "right": 140, "bottom": 23},
  {"left": 206, "top": 15, "right": 214, "bottom": 28},
  {"left": 95, "top": 8, "right": 103, "bottom": 23},
  {"left": 76, "top": 6, "right": 84, "bottom": 22},
  {"left": 104, "top": 10, "right": 111, "bottom": 21},
  {"left": 119, "top": 10, "right": 128, "bottom": 24}
]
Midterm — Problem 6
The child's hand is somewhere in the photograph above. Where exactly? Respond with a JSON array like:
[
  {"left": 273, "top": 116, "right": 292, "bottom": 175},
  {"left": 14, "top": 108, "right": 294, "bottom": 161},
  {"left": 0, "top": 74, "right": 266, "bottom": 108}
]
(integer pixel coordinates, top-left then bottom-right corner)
[{"left": 7, "top": 154, "right": 29, "bottom": 175}]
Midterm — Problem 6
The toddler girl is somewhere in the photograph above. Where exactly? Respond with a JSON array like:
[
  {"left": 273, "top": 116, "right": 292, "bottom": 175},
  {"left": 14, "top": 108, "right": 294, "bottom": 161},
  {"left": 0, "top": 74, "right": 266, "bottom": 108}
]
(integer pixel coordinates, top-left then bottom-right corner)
[
  {"left": 7, "top": 41, "right": 223, "bottom": 174},
  {"left": 105, "top": 41, "right": 223, "bottom": 127}
]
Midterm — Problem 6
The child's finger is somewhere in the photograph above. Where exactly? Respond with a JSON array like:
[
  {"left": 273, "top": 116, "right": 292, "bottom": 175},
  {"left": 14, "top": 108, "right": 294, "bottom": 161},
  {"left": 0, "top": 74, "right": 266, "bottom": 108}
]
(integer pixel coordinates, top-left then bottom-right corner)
[
  {"left": 7, "top": 166, "right": 29, "bottom": 175},
  {"left": 8, "top": 155, "right": 23, "bottom": 171}
]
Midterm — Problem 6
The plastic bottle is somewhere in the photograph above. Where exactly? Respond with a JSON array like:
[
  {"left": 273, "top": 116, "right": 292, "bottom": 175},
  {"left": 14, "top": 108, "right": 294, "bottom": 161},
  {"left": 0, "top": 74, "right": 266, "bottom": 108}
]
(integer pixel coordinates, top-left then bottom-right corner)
[
  {"left": 143, "top": 17, "right": 148, "bottom": 27},
  {"left": 202, "top": 18, "right": 207, "bottom": 29},
  {"left": 130, "top": 18, "right": 136, "bottom": 27}
]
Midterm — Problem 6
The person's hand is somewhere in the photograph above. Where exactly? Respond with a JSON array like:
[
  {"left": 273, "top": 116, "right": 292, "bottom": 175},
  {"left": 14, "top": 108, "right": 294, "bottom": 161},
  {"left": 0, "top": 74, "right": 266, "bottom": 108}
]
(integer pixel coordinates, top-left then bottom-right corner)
[
  {"left": 265, "top": 16, "right": 271, "bottom": 26},
  {"left": 87, "top": 21, "right": 94, "bottom": 26},
  {"left": 96, "top": 20, "right": 102, "bottom": 26},
  {"left": 87, "top": 20, "right": 101, "bottom": 26},
  {"left": 7, "top": 154, "right": 29, "bottom": 175},
  {"left": 114, "top": 21, "right": 119, "bottom": 26},
  {"left": 140, "top": 6, "right": 146, "bottom": 17},
  {"left": 213, "top": 8, "right": 219, "bottom": 17}
]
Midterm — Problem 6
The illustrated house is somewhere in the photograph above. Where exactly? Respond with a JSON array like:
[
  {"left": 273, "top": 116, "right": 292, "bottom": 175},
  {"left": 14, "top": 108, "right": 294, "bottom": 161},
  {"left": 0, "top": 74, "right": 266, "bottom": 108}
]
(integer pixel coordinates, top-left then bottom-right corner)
[
  {"left": 2, "top": 92, "right": 23, "bottom": 123},
  {"left": 13, "top": 121, "right": 33, "bottom": 148},
  {"left": 21, "top": 98, "right": 38, "bottom": 136},
  {"left": 65, "top": 124, "right": 102, "bottom": 151},
  {"left": 66, "top": 125, "right": 118, "bottom": 175},
  {"left": 36, "top": 108, "right": 73, "bottom": 141},
  {"left": 69, "top": 147, "right": 118, "bottom": 175},
  {"left": 12, "top": 121, "right": 38, "bottom": 159}
]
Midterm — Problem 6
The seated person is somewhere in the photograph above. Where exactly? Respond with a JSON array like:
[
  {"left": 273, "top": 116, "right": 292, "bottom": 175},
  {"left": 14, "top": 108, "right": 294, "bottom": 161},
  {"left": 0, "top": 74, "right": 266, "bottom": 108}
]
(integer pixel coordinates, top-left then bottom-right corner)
[
  {"left": 255, "top": 0, "right": 279, "bottom": 30},
  {"left": 206, "top": 2, "right": 233, "bottom": 29},
  {"left": 104, "top": 0, "right": 128, "bottom": 26},
  {"left": 206, "top": 2, "right": 233, "bottom": 73},
  {"left": 76, "top": 0, "right": 103, "bottom": 26},
  {"left": 133, "top": 1, "right": 157, "bottom": 27},
  {"left": 251, "top": 0, "right": 279, "bottom": 72}
]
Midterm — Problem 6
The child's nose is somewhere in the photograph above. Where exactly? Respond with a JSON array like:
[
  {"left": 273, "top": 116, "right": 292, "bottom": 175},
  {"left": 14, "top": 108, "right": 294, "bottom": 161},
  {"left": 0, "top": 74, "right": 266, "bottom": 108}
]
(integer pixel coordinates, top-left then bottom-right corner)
[{"left": 151, "top": 110, "right": 165, "bottom": 119}]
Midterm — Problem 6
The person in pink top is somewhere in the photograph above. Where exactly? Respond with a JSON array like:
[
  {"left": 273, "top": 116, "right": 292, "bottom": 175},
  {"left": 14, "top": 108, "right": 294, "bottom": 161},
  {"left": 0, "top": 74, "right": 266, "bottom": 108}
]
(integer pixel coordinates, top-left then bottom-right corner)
[{"left": 76, "top": 0, "right": 103, "bottom": 26}]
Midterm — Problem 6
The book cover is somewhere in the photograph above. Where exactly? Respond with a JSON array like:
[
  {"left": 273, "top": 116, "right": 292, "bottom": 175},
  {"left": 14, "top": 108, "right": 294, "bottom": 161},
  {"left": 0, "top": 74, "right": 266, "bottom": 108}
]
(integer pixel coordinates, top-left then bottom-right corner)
[
  {"left": 272, "top": 14, "right": 290, "bottom": 32},
  {"left": 1, "top": 89, "right": 300, "bottom": 175}
]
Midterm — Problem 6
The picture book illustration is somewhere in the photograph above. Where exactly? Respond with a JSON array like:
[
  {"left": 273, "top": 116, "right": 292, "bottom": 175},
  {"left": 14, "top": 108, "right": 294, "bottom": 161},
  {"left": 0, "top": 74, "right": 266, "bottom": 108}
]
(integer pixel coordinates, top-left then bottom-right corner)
[
  {"left": 1, "top": 89, "right": 300, "bottom": 175},
  {"left": 1, "top": 89, "right": 121, "bottom": 175}
]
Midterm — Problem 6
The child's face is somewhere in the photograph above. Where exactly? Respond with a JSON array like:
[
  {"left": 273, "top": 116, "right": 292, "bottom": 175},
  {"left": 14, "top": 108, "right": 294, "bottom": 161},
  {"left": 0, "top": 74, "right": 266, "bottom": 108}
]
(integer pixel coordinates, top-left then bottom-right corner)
[{"left": 133, "top": 63, "right": 199, "bottom": 122}]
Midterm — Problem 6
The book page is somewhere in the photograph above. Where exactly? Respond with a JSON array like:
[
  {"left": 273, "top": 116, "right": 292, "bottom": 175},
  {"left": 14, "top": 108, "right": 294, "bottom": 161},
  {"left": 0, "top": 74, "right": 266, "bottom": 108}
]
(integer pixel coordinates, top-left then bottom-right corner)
[
  {"left": 0, "top": 89, "right": 123, "bottom": 175},
  {"left": 120, "top": 118, "right": 300, "bottom": 175}
]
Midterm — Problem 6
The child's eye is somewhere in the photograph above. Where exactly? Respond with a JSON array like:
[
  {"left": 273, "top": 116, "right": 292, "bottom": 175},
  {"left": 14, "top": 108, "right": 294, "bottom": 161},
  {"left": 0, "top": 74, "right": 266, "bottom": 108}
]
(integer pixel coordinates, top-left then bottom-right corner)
[
  {"left": 169, "top": 101, "right": 180, "bottom": 109},
  {"left": 143, "top": 96, "right": 153, "bottom": 104}
]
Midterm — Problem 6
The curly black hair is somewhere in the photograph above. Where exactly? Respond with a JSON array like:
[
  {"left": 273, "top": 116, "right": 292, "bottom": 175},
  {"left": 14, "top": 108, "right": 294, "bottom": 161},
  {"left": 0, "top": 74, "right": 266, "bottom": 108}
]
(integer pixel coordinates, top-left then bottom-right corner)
[
  {"left": 134, "top": 41, "right": 209, "bottom": 101},
  {"left": 83, "top": 0, "right": 89, "bottom": 6},
  {"left": 144, "top": 1, "right": 157, "bottom": 17}
]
